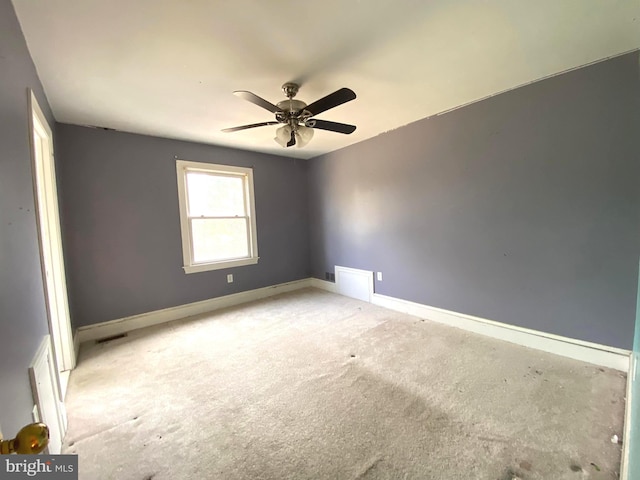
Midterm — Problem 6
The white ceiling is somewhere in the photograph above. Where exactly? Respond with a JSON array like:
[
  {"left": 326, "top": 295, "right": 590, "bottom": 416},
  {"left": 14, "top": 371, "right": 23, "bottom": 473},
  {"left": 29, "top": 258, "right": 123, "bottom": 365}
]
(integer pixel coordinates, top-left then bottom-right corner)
[{"left": 12, "top": 0, "right": 640, "bottom": 160}]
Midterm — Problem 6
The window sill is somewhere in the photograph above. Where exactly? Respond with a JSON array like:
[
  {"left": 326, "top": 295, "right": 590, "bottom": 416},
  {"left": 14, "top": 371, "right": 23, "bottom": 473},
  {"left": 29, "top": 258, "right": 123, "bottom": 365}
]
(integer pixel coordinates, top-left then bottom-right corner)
[{"left": 183, "top": 257, "right": 259, "bottom": 274}]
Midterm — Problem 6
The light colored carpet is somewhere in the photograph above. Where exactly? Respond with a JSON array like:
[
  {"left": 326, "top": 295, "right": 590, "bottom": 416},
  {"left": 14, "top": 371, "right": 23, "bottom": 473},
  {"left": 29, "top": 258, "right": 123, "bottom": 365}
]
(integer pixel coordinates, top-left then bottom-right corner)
[{"left": 63, "top": 288, "right": 626, "bottom": 479}]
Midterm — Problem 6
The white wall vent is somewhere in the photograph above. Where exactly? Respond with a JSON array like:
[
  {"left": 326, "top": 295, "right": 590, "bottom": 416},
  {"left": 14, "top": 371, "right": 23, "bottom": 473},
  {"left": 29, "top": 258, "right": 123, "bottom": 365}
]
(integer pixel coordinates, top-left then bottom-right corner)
[{"left": 335, "top": 266, "right": 374, "bottom": 302}]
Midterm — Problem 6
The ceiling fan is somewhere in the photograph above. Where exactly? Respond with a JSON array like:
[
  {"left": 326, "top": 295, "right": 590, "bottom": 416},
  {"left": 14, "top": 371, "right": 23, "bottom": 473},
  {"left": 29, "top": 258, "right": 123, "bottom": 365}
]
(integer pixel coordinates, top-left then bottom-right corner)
[{"left": 222, "top": 83, "right": 356, "bottom": 148}]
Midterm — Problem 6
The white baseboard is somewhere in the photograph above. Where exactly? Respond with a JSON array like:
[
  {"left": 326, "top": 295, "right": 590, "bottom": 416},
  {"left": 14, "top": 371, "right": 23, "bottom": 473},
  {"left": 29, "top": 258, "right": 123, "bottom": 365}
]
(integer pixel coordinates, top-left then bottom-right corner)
[
  {"left": 77, "top": 274, "right": 630, "bottom": 373},
  {"left": 370, "top": 293, "right": 630, "bottom": 372},
  {"left": 309, "top": 277, "right": 337, "bottom": 293},
  {"left": 310, "top": 269, "right": 629, "bottom": 371},
  {"left": 76, "top": 278, "right": 312, "bottom": 344},
  {"left": 620, "top": 353, "right": 636, "bottom": 480}
]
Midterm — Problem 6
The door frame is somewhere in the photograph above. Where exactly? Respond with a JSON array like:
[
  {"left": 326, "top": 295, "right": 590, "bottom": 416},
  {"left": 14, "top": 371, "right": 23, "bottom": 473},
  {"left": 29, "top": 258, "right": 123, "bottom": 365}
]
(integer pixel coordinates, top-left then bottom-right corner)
[{"left": 28, "top": 89, "right": 76, "bottom": 394}]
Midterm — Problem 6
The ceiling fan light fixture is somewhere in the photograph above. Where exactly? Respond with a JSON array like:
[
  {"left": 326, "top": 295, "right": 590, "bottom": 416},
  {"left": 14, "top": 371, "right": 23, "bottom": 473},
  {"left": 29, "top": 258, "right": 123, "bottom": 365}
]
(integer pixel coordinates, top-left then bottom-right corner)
[
  {"left": 274, "top": 125, "right": 293, "bottom": 147},
  {"left": 295, "top": 125, "right": 314, "bottom": 148}
]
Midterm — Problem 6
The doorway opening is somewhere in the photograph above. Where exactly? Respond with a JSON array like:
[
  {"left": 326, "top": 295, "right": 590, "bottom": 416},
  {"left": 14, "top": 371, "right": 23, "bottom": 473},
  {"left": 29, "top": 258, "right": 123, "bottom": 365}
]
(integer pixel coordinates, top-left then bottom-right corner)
[{"left": 28, "top": 90, "right": 75, "bottom": 398}]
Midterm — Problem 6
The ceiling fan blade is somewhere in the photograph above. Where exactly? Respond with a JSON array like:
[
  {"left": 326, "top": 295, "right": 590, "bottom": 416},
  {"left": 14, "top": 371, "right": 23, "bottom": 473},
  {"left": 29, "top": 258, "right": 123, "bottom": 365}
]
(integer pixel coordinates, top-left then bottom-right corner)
[
  {"left": 221, "top": 121, "right": 279, "bottom": 133},
  {"left": 305, "top": 119, "right": 356, "bottom": 134},
  {"left": 304, "top": 88, "right": 356, "bottom": 116},
  {"left": 233, "top": 91, "right": 281, "bottom": 113}
]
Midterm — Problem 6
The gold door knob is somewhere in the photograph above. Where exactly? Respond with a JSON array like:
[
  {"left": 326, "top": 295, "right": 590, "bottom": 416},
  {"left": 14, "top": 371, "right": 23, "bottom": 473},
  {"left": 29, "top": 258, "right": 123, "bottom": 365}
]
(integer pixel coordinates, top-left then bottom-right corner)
[{"left": 0, "top": 423, "right": 49, "bottom": 454}]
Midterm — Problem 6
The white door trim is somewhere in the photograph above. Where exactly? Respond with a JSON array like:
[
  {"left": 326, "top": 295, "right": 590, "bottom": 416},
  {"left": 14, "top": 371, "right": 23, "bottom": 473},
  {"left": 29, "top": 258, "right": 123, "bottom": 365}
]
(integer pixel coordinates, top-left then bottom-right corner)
[
  {"left": 29, "top": 336, "right": 67, "bottom": 454},
  {"left": 28, "top": 90, "right": 76, "bottom": 387}
]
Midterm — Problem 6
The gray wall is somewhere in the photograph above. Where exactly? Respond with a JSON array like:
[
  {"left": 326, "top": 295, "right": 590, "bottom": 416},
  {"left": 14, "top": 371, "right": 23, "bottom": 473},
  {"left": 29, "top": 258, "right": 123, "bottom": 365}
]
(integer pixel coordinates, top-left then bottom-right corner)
[
  {"left": 308, "top": 52, "right": 640, "bottom": 350},
  {"left": 0, "top": 0, "right": 58, "bottom": 436},
  {"left": 55, "top": 125, "right": 310, "bottom": 328}
]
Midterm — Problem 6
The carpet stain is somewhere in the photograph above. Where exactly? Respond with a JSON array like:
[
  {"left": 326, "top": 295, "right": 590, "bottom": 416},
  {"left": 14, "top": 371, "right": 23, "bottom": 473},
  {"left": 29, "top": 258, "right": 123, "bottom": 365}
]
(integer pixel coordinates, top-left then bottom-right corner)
[
  {"left": 519, "top": 461, "right": 532, "bottom": 471},
  {"left": 569, "top": 464, "right": 582, "bottom": 472},
  {"left": 403, "top": 397, "right": 428, "bottom": 417}
]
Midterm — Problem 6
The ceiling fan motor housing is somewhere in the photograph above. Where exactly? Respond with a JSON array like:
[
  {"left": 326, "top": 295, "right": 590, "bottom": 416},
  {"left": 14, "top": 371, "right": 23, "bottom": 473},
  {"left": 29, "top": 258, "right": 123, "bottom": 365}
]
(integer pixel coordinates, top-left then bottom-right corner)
[
  {"left": 276, "top": 98, "right": 311, "bottom": 126},
  {"left": 276, "top": 99, "right": 307, "bottom": 113},
  {"left": 276, "top": 83, "right": 313, "bottom": 126},
  {"left": 281, "top": 82, "right": 299, "bottom": 99}
]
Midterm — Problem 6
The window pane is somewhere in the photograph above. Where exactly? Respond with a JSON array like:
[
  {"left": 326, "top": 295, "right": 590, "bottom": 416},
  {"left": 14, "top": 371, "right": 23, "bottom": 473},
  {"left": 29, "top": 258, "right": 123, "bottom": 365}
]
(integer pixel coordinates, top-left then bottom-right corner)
[
  {"left": 186, "top": 172, "right": 245, "bottom": 217},
  {"left": 191, "top": 218, "right": 249, "bottom": 263}
]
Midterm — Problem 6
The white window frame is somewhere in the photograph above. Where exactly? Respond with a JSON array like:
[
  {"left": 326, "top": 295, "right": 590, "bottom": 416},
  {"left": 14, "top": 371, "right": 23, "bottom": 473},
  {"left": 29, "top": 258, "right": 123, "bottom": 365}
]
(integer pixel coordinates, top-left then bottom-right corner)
[{"left": 176, "top": 159, "right": 259, "bottom": 273}]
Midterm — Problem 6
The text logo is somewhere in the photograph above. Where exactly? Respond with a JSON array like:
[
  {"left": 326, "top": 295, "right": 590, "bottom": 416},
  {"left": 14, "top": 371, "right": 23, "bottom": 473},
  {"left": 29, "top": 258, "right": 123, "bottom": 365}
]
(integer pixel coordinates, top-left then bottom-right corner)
[{"left": 0, "top": 455, "right": 77, "bottom": 479}]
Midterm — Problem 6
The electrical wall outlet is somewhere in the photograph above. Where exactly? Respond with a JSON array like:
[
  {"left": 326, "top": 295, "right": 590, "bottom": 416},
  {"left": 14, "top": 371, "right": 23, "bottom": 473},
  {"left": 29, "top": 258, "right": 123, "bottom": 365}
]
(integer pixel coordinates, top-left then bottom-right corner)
[
  {"left": 227, "top": 274, "right": 233, "bottom": 283},
  {"left": 376, "top": 272, "right": 383, "bottom": 281}
]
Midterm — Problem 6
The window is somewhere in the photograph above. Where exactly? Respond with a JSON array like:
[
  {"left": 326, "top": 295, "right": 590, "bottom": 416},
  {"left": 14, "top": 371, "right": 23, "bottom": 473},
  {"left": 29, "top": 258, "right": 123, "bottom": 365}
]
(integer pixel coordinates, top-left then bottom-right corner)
[{"left": 176, "top": 160, "right": 258, "bottom": 273}]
